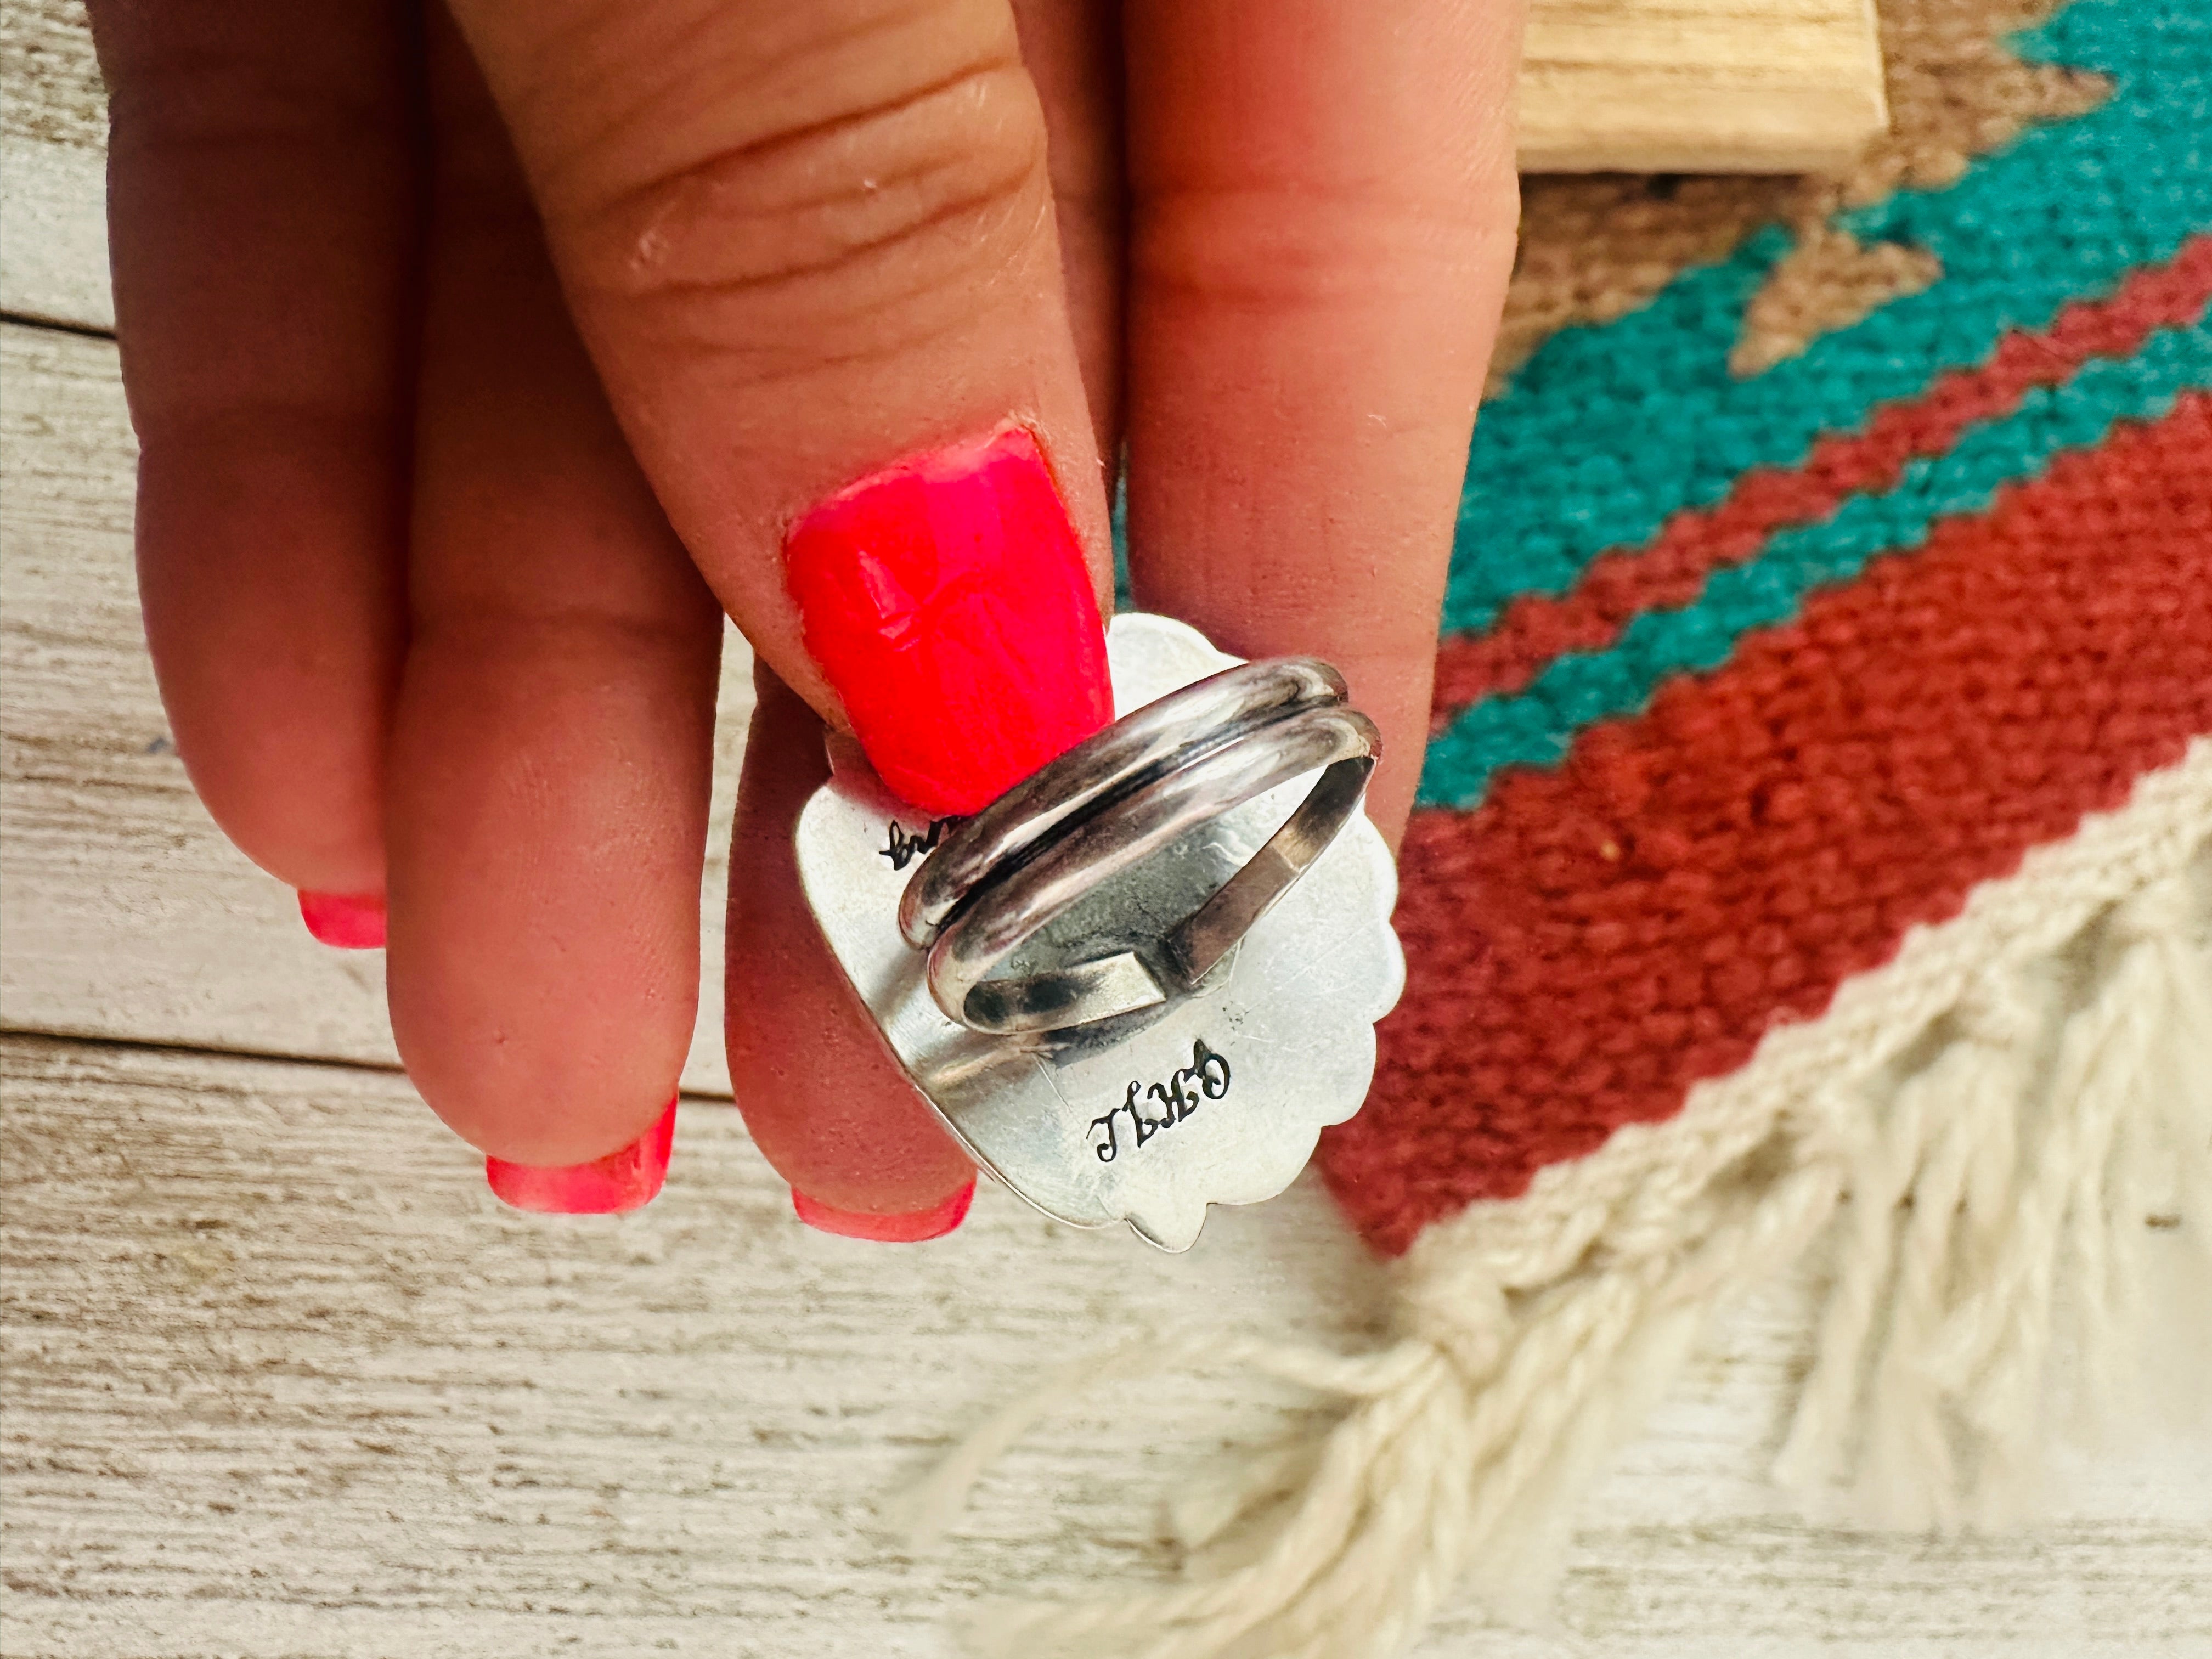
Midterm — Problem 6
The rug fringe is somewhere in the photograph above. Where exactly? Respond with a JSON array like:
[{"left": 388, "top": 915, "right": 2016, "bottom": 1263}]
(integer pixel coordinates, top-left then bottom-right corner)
[
  {"left": 1778, "top": 873, "right": 2212, "bottom": 1527},
  {"left": 900, "top": 749, "right": 2212, "bottom": 1659}
]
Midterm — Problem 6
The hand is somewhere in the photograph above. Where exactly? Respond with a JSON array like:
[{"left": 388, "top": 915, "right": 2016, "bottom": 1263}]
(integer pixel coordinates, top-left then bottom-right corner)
[{"left": 88, "top": 0, "right": 1522, "bottom": 1232}]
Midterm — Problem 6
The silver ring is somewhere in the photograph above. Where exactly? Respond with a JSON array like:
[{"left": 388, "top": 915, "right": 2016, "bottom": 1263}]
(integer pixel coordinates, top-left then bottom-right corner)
[
  {"left": 898, "top": 656, "right": 1348, "bottom": 948},
  {"left": 900, "top": 658, "right": 1379, "bottom": 1035}
]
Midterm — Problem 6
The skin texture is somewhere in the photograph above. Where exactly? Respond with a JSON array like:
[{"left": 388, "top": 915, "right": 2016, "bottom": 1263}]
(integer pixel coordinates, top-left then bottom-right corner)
[{"left": 87, "top": 0, "right": 1525, "bottom": 1221}]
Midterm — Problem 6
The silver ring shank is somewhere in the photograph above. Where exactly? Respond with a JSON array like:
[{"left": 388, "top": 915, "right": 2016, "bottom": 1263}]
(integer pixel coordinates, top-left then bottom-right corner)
[
  {"left": 918, "top": 698, "right": 1378, "bottom": 1035},
  {"left": 898, "top": 657, "right": 1348, "bottom": 951}
]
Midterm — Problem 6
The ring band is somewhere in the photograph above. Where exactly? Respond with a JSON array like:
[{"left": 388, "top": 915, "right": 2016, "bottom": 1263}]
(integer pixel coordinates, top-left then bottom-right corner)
[
  {"left": 900, "top": 658, "right": 1379, "bottom": 1035},
  {"left": 897, "top": 656, "right": 1348, "bottom": 949},
  {"left": 929, "top": 706, "right": 1376, "bottom": 1034}
]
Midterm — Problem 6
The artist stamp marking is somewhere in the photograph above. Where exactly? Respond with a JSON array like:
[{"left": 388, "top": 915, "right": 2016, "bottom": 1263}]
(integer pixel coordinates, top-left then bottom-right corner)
[
  {"left": 879, "top": 817, "right": 955, "bottom": 871},
  {"left": 1088, "top": 1039, "right": 1232, "bottom": 1163}
]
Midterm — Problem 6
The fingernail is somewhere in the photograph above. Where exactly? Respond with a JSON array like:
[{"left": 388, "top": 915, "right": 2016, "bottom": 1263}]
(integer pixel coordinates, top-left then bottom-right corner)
[
  {"left": 792, "top": 1175, "right": 976, "bottom": 1242},
  {"left": 298, "top": 890, "right": 386, "bottom": 949},
  {"left": 485, "top": 1098, "right": 678, "bottom": 1215},
  {"left": 785, "top": 426, "right": 1111, "bottom": 815}
]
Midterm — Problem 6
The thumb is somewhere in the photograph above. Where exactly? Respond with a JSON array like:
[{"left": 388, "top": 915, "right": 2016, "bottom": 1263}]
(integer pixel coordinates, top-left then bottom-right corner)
[{"left": 445, "top": 0, "right": 1114, "bottom": 810}]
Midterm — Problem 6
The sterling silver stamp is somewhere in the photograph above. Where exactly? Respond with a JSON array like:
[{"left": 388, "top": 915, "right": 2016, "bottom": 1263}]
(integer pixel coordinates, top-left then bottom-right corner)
[{"left": 795, "top": 612, "right": 1404, "bottom": 1251}]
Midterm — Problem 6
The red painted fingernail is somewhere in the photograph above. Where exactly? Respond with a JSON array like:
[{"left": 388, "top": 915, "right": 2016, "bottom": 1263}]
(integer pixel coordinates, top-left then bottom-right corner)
[
  {"left": 792, "top": 1175, "right": 976, "bottom": 1242},
  {"left": 485, "top": 1098, "right": 678, "bottom": 1215},
  {"left": 298, "top": 890, "right": 386, "bottom": 949},
  {"left": 784, "top": 426, "right": 1111, "bottom": 815}
]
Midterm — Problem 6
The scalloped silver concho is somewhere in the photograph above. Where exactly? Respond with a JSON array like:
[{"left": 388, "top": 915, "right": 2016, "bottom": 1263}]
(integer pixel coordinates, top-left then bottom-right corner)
[{"left": 794, "top": 613, "right": 1405, "bottom": 1251}]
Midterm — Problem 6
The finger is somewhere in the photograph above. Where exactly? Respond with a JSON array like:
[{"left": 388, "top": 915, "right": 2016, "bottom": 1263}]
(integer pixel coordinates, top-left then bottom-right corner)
[
  {"left": 445, "top": 0, "right": 1119, "bottom": 1221},
  {"left": 1120, "top": 0, "right": 1524, "bottom": 843},
  {"left": 444, "top": 0, "right": 1116, "bottom": 816},
  {"left": 87, "top": 0, "right": 414, "bottom": 913},
  {"left": 724, "top": 667, "right": 975, "bottom": 1232},
  {"left": 384, "top": 13, "right": 722, "bottom": 1175},
  {"left": 1012, "top": 0, "right": 1127, "bottom": 470}
]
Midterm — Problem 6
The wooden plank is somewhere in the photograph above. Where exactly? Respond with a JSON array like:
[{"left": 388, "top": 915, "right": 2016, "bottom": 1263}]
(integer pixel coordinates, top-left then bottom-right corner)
[
  {"left": 1519, "top": 0, "right": 1887, "bottom": 172},
  {"left": 0, "top": 0, "right": 111, "bottom": 330},
  {"left": 0, "top": 133, "right": 109, "bottom": 332},
  {"left": 0, "top": 319, "right": 754, "bottom": 1094},
  {"left": 0, "top": 0, "right": 1888, "bottom": 337},
  {"left": 4, "top": 1034, "right": 2208, "bottom": 1659}
]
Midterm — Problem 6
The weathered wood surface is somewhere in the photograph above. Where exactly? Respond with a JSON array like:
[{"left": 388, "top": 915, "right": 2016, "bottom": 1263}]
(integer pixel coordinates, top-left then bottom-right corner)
[
  {"left": 0, "top": 0, "right": 1889, "bottom": 346},
  {"left": 1517, "top": 0, "right": 1887, "bottom": 172},
  {"left": 6, "top": 1036, "right": 2209, "bottom": 1659},
  {"left": 0, "top": 0, "right": 110, "bottom": 332}
]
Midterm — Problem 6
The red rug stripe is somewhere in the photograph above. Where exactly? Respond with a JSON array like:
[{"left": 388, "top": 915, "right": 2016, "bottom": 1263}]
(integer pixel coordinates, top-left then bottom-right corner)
[
  {"left": 1431, "top": 235, "right": 2212, "bottom": 726},
  {"left": 1328, "top": 393, "right": 2212, "bottom": 1256}
]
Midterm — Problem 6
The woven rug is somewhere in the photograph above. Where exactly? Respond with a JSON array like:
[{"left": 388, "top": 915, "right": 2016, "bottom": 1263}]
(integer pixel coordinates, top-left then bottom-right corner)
[{"left": 917, "top": 3, "right": 2212, "bottom": 1652}]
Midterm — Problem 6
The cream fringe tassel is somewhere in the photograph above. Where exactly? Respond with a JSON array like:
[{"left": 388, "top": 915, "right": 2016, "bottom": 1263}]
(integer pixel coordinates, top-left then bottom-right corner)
[{"left": 890, "top": 740, "right": 2212, "bottom": 1659}]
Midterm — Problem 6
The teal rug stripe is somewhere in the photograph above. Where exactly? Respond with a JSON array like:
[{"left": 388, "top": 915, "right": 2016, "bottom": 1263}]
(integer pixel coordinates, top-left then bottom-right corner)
[
  {"left": 1418, "top": 319, "right": 2212, "bottom": 808},
  {"left": 1441, "top": 0, "right": 2212, "bottom": 638}
]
